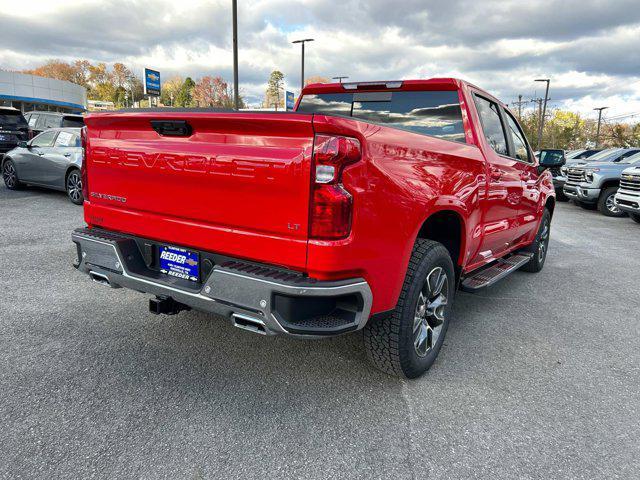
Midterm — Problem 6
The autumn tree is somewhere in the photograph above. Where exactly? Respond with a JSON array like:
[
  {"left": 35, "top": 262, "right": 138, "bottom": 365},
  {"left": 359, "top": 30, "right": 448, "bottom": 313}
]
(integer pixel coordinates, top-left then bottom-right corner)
[
  {"left": 192, "top": 76, "right": 234, "bottom": 108},
  {"left": 264, "top": 70, "right": 285, "bottom": 110},
  {"left": 175, "top": 77, "right": 196, "bottom": 107},
  {"left": 23, "top": 60, "right": 77, "bottom": 82},
  {"left": 160, "top": 76, "right": 184, "bottom": 106},
  {"left": 88, "top": 63, "right": 110, "bottom": 85},
  {"left": 72, "top": 60, "right": 92, "bottom": 87},
  {"left": 305, "top": 75, "right": 330, "bottom": 86},
  {"left": 112, "top": 63, "right": 134, "bottom": 88}
]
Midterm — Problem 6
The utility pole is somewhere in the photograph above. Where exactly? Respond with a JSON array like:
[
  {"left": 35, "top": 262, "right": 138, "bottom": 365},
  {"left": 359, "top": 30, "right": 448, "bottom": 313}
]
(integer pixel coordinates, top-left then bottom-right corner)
[
  {"left": 594, "top": 107, "right": 608, "bottom": 147},
  {"left": 512, "top": 94, "right": 527, "bottom": 119},
  {"left": 232, "top": 0, "right": 240, "bottom": 110},
  {"left": 332, "top": 76, "right": 349, "bottom": 83},
  {"left": 531, "top": 97, "right": 543, "bottom": 146},
  {"left": 292, "top": 38, "right": 314, "bottom": 93},
  {"left": 535, "top": 79, "right": 550, "bottom": 149}
]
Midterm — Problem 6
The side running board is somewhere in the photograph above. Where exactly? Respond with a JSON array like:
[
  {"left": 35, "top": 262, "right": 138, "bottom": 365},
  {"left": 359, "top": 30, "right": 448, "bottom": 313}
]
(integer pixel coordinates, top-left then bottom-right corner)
[{"left": 460, "top": 253, "right": 533, "bottom": 292}]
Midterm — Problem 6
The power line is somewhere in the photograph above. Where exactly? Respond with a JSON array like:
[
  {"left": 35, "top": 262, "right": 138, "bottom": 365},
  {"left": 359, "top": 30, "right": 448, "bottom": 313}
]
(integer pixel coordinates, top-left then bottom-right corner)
[{"left": 605, "top": 111, "right": 640, "bottom": 121}]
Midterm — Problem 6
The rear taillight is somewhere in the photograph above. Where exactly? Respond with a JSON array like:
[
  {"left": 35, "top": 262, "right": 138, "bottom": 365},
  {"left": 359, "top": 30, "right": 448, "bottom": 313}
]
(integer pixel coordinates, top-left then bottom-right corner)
[
  {"left": 310, "top": 134, "right": 361, "bottom": 240},
  {"left": 28, "top": 128, "right": 34, "bottom": 140},
  {"left": 80, "top": 126, "right": 89, "bottom": 200}
]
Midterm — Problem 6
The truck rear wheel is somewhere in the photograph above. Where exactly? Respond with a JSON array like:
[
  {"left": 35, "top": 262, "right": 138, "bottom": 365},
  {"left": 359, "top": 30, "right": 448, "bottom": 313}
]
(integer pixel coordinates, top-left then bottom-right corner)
[
  {"left": 597, "top": 187, "right": 625, "bottom": 217},
  {"left": 363, "top": 239, "right": 454, "bottom": 379}
]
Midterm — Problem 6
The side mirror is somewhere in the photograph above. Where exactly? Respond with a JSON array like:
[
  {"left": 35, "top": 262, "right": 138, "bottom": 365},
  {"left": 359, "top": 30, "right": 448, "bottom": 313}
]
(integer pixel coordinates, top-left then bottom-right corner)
[
  {"left": 538, "top": 149, "right": 565, "bottom": 173},
  {"left": 18, "top": 141, "right": 29, "bottom": 148}
]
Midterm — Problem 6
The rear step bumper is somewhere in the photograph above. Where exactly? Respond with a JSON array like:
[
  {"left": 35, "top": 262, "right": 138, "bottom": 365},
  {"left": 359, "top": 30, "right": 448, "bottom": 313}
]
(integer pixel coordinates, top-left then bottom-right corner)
[{"left": 72, "top": 228, "right": 372, "bottom": 338}]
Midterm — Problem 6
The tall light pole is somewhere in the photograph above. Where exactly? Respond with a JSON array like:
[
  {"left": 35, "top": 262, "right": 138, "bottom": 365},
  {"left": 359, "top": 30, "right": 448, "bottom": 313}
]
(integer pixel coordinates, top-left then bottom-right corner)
[
  {"left": 292, "top": 38, "right": 314, "bottom": 93},
  {"left": 594, "top": 107, "right": 608, "bottom": 147},
  {"left": 534, "top": 78, "right": 550, "bottom": 149},
  {"left": 232, "top": 0, "right": 239, "bottom": 110},
  {"left": 333, "top": 76, "right": 348, "bottom": 83}
]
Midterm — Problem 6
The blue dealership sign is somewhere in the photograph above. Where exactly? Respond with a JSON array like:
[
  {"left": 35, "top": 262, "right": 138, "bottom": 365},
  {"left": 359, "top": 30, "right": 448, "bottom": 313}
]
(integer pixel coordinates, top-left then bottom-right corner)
[
  {"left": 144, "top": 68, "right": 161, "bottom": 96},
  {"left": 286, "top": 91, "right": 295, "bottom": 110}
]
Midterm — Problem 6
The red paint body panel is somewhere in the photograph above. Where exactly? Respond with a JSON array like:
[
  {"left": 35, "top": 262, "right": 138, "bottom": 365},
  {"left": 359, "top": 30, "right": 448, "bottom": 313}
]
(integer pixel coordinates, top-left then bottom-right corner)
[
  {"left": 83, "top": 112, "right": 314, "bottom": 269},
  {"left": 82, "top": 78, "right": 554, "bottom": 315}
]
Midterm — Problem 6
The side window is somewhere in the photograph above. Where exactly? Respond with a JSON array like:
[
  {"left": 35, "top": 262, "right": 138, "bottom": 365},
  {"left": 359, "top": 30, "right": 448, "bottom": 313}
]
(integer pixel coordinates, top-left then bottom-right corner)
[
  {"left": 31, "top": 130, "right": 57, "bottom": 148},
  {"left": 617, "top": 150, "right": 640, "bottom": 161},
  {"left": 54, "top": 131, "right": 76, "bottom": 147},
  {"left": 43, "top": 114, "right": 60, "bottom": 129},
  {"left": 27, "top": 114, "right": 38, "bottom": 128},
  {"left": 35, "top": 115, "right": 49, "bottom": 130},
  {"left": 473, "top": 96, "right": 508, "bottom": 156},
  {"left": 504, "top": 111, "right": 531, "bottom": 162}
]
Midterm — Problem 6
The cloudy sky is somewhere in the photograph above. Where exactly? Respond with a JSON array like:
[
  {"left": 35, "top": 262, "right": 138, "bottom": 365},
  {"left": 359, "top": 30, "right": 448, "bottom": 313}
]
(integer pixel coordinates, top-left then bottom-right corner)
[{"left": 1, "top": 0, "right": 639, "bottom": 120}]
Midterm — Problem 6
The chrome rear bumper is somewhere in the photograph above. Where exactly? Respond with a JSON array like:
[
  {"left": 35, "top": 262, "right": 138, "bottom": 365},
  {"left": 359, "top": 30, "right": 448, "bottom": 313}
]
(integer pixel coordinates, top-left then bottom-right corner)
[{"left": 72, "top": 228, "right": 373, "bottom": 338}]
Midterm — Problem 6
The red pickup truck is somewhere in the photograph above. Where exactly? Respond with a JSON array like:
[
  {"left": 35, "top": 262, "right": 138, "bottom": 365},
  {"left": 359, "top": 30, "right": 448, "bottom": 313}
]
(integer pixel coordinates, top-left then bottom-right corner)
[{"left": 72, "top": 78, "right": 563, "bottom": 378}]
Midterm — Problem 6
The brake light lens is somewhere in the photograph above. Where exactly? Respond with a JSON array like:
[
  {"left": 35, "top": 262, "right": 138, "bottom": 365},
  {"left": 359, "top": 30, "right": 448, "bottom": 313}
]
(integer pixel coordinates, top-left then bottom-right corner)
[
  {"left": 80, "top": 126, "right": 89, "bottom": 200},
  {"left": 310, "top": 134, "right": 361, "bottom": 240}
]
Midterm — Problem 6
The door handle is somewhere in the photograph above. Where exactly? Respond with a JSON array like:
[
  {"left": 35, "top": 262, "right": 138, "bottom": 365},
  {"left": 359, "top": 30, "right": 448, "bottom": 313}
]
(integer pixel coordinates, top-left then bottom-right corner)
[
  {"left": 63, "top": 153, "right": 71, "bottom": 157},
  {"left": 37, "top": 152, "right": 44, "bottom": 156},
  {"left": 490, "top": 168, "right": 502, "bottom": 180}
]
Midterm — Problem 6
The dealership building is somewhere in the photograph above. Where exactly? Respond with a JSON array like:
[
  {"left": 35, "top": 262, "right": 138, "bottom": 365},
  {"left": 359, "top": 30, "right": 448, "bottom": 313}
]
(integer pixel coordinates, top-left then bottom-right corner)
[{"left": 0, "top": 70, "right": 87, "bottom": 113}]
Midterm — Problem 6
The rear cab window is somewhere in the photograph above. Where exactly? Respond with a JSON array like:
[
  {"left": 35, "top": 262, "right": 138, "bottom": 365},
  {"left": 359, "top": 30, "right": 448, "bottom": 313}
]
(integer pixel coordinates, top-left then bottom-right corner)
[
  {"left": 297, "top": 90, "right": 467, "bottom": 143},
  {"left": 62, "top": 116, "right": 84, "bottom": 128}
]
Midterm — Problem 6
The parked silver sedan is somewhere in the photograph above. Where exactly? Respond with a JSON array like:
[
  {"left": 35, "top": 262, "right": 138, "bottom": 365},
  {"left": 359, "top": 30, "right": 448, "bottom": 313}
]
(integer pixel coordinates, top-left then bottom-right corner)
[{"left": 2, "top": 128, "right": 84, "bottom": 204}]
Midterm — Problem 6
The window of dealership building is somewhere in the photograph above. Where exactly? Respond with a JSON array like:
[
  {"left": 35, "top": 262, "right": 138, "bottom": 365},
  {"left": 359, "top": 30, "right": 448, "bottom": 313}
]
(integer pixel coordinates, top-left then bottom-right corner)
[{"left": 0, "top": 70, "right": 87, "bottom": 114}]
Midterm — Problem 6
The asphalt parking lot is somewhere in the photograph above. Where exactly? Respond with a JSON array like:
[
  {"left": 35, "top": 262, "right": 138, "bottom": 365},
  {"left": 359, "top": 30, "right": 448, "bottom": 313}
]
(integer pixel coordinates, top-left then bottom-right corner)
[{"left": 1, "top": 184, "right": 638, "bottom": 480}]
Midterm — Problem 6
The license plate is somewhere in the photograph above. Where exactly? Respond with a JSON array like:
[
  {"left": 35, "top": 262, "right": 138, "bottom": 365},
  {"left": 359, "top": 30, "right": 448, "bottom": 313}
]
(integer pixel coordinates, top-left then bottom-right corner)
[{"left": 159, "top": 245, "right": 199, "bottom": 282}]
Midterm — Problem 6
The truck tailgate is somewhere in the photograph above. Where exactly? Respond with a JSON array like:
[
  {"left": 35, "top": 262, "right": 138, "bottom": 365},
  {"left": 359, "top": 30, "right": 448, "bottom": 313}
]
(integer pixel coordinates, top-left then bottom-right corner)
[{"left": 83, "top": 111, "right": 315, "bottom": 270}]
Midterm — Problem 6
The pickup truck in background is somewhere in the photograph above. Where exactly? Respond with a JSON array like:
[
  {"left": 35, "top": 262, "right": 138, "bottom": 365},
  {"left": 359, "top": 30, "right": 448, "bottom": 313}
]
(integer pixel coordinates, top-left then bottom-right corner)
[
  {"left": 563, "top": 150, "right": 640, "bottom": 216},
  {"left": 615, "top": 166, "right": 640, "bottom": 223},
  {"left": 71, "top": 78, "right": 562, "bottom": 378}
]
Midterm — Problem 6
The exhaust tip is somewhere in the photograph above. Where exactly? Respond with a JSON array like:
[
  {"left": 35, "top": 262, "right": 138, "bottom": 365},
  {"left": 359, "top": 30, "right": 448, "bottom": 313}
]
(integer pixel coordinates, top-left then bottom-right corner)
[
  {"left": 232, "top": 313, "right": 267, "bottom": 335},
  {"left": 89, "top": 271, "right": 112, "bottom": 287}
]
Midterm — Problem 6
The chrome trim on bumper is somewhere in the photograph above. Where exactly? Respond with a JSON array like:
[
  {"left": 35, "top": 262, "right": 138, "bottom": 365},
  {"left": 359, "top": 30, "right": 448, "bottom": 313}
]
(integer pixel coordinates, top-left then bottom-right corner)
[{"left": 72, "top": 230, "right": 373, "bottom": 338}]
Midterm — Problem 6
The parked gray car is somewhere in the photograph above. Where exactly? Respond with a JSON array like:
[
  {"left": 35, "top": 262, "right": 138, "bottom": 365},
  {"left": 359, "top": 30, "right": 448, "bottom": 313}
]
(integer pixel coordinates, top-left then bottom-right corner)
[
  {"left": 563, "top": 150, "right": 640, "bottom": 216},
  {"left": 1, "top": 128, "right": 84, "bottom": 205},
  {"left": 615, "top": 166, "right": 640, "bottom": 223}
]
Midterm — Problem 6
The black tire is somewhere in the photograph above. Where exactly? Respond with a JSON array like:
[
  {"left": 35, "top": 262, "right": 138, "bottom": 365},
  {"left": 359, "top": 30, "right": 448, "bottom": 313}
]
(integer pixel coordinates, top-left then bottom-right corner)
[
  {"left": 2, "top": 158, "right": 23, "bottom": 190},
  {"left": 630, "top": 213, "right": 640, "bottom": 224},
  {"left": 520, "top": 209, "right": 551, "bottom": 273},
  {"left": 577, "top": 201, "right": 597, "bottom": 210},
  {"left": 597, "top": 187, "right": 625, "bottom": 217},
  {"left": 363, "top": 239, "right": 454, "bottom": 379},
  {"left": 66, "top": 169, "right": 84, "bottom": 205},
  {"left": 555, "top": 189, "right": 569, "bottom": 202}
]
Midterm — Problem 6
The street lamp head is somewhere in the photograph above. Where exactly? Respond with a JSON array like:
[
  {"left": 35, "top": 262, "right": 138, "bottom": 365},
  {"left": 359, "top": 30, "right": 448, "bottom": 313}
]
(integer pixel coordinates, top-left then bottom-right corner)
[
  {"left": 292, "top": 38, "right": 314, "bottom": 44},
  {"left": 534, "top": 78, "right": 550, "bottom": 82}
]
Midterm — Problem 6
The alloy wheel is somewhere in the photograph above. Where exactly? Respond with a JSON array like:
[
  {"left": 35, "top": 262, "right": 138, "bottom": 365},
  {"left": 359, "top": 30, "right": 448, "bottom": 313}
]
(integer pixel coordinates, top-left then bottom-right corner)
[
  {"left": 605, "top": 193, "right": 620, "bottom": 214},
  {"left": 3, "top": 161, "right": 17, "bottom": 188},
  {"left": 413, "top": 267, "right": 449, "bottom": 357},
  {"left": 67, "top": 171, "right": 83, "bottom": 203},
  {"left": 538, "top": 218, "right": 550, "bottom": 263}
]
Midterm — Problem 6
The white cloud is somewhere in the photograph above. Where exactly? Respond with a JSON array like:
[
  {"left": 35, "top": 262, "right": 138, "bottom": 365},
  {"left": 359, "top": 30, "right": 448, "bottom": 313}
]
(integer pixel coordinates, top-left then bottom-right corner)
[{"left": 0, "top": 0, "right": 638, "bottom": 115}]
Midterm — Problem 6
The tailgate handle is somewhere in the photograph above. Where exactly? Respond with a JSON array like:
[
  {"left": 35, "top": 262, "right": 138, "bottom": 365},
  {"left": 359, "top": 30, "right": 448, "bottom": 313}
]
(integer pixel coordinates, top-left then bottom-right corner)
[{"left": 151, "top": 120, "right": 192, "bottom": 137}]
